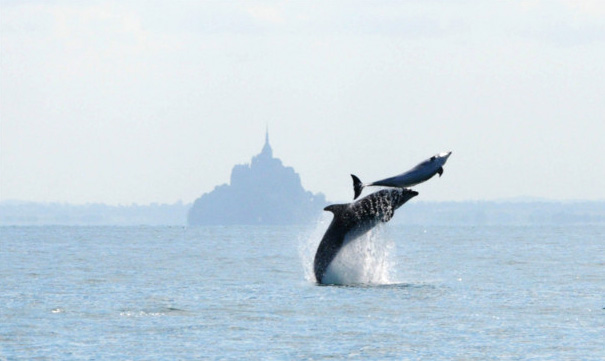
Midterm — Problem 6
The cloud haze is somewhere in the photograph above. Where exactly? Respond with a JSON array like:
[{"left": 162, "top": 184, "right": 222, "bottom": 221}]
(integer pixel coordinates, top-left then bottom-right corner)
[{"left": 1, "top": 1, "right": 604, "bottom": 204}]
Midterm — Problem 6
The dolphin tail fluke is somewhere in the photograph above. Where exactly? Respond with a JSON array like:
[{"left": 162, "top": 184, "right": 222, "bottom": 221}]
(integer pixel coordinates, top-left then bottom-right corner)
[{"left": 351, "top": 174, "right": 364, "bottom": 200}]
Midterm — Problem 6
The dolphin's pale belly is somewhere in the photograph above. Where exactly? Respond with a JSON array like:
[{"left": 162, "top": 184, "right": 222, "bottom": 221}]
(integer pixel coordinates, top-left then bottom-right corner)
[
  {"left": 372, "top": 166, "right": 437, "bottom": 188},
  {"left": 343, "top": 218, "right": 381, "bottom": 243}
]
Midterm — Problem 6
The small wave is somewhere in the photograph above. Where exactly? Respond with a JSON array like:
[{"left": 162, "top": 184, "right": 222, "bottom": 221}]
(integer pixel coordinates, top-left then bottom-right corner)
[
  {"left": 318, "top": 282, "right": 414, "bottom": 289},
  {"left": 119, "top": 307, "right": 188, "bottom": 317}
]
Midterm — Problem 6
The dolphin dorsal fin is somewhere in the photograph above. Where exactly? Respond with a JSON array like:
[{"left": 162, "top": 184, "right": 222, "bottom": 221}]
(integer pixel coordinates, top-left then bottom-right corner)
[{"left": 324, "top": 204, "right": 348, "bottom": 215}]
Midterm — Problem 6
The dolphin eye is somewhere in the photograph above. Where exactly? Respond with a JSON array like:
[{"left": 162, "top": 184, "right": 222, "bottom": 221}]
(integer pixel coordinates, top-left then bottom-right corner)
[{"left": 430, "top": 156, "right": 436, "bottom": 161}]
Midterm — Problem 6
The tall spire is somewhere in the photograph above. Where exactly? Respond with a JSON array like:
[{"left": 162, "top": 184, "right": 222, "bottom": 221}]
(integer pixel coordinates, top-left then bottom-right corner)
[{"left": 261, "top": 126, "right": 273, "bottom": 158}]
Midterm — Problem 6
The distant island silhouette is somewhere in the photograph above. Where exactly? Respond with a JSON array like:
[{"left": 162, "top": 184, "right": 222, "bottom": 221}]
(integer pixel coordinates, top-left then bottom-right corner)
[{"left": 187, "top": 131, "right": 327, "bottom": 225}]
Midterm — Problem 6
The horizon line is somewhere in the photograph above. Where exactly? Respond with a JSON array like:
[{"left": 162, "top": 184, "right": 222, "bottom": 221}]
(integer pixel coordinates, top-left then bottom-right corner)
[{"left": 1, "top": 197, "right": 605, "bottom": 207}]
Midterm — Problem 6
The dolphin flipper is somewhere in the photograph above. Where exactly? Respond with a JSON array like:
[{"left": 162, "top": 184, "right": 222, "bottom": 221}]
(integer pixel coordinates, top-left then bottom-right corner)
[
  {"left": 324, "top": 204, "right": 348, "bottom": 215},
  {"left": 437, "top": 167, "right": 444, "bottom": 177},
  {"left": 351, "top": 174, "right": 364, "bottom": 200}
]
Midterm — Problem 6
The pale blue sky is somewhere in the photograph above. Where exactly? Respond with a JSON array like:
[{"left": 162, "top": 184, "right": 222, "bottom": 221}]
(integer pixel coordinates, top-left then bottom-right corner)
[{"left": 1, "top": 1, "right": 604, "bottom": 204}]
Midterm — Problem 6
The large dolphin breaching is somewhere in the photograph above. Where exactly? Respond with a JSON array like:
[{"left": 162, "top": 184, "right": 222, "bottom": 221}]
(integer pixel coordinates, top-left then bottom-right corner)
[
  {"left": 313, "top": 151, "right": 452, "bottom": 285},
  {"left": 313, "top": 188, "right": 418, "bottom": 284}
]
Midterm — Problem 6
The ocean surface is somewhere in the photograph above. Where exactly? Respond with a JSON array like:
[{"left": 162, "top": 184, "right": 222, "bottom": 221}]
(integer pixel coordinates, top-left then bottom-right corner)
[{"left": 1, "top": 221, "right": 603, "bottom": 360}]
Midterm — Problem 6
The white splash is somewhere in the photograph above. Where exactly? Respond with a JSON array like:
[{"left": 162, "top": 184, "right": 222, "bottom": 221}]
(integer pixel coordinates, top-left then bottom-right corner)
[
  {"left": 298, "top": 213, "right": 330, "bottom": 282},
  {"left": 300, "top": 213, "right": 399, "bottom": 286}
]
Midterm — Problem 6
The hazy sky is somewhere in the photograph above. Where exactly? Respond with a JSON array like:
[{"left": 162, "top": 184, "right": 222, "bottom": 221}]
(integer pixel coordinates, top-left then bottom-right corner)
[{"left": 1, "top": 1, "right": 604, "bottom": 204}]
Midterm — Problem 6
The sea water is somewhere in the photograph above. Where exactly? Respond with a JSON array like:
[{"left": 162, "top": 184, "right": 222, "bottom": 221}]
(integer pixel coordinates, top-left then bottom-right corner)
[{"left": 0, "top": 223, "right": 603, "bottom": 360}]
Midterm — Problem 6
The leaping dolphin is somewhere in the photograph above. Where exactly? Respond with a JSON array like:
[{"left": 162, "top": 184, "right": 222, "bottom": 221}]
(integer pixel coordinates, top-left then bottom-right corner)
[
  {"left": 351, "top": 151, "right": 452, "bottom": 200},
  {"left": 313, "top": 188, "right": 418, "bottom": 284}
]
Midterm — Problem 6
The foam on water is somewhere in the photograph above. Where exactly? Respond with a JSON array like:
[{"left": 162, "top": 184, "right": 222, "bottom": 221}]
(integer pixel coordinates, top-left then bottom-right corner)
[{"left": 299, "top": 212, "right": 399, "bottom": 285}]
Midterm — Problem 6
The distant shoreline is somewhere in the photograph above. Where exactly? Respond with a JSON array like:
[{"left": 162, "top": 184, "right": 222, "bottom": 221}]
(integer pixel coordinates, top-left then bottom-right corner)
[
  {"left": 0, "top": 201, "right": 191, "bottom": 226},
  {"left": 2, "top": 200, "right": 603, "bottom": 226}
]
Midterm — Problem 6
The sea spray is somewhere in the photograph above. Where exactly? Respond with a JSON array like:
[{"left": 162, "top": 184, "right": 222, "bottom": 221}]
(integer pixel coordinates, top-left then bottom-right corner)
[
  {"left": 300, "top": 213, "right": 399, "bottom": 285},
  {"left": 322, "top": 226, "right": 397, "bottom": 285},
  {"left": 298, "top": 213, "right": 330, "bottom": 282}
]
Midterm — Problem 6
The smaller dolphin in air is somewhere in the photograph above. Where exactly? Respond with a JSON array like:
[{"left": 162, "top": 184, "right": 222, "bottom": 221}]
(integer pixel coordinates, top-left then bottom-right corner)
[{"left": 351, "top": 151, "right": 452, "bottom": 200}]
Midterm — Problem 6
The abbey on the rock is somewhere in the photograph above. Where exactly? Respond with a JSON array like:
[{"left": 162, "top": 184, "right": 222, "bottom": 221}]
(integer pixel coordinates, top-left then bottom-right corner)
[{"left": 187, "top": 131, "right": 326, "bottom": 225}]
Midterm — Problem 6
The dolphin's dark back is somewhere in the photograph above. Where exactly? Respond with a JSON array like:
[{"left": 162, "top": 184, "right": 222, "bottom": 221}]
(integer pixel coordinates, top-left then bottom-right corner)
[
  {"left": 313, "top": 189, "right": 418, "bottom": 284},
  {"left": 313, "top": 218, "right": 347, "bottom": 284}
]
